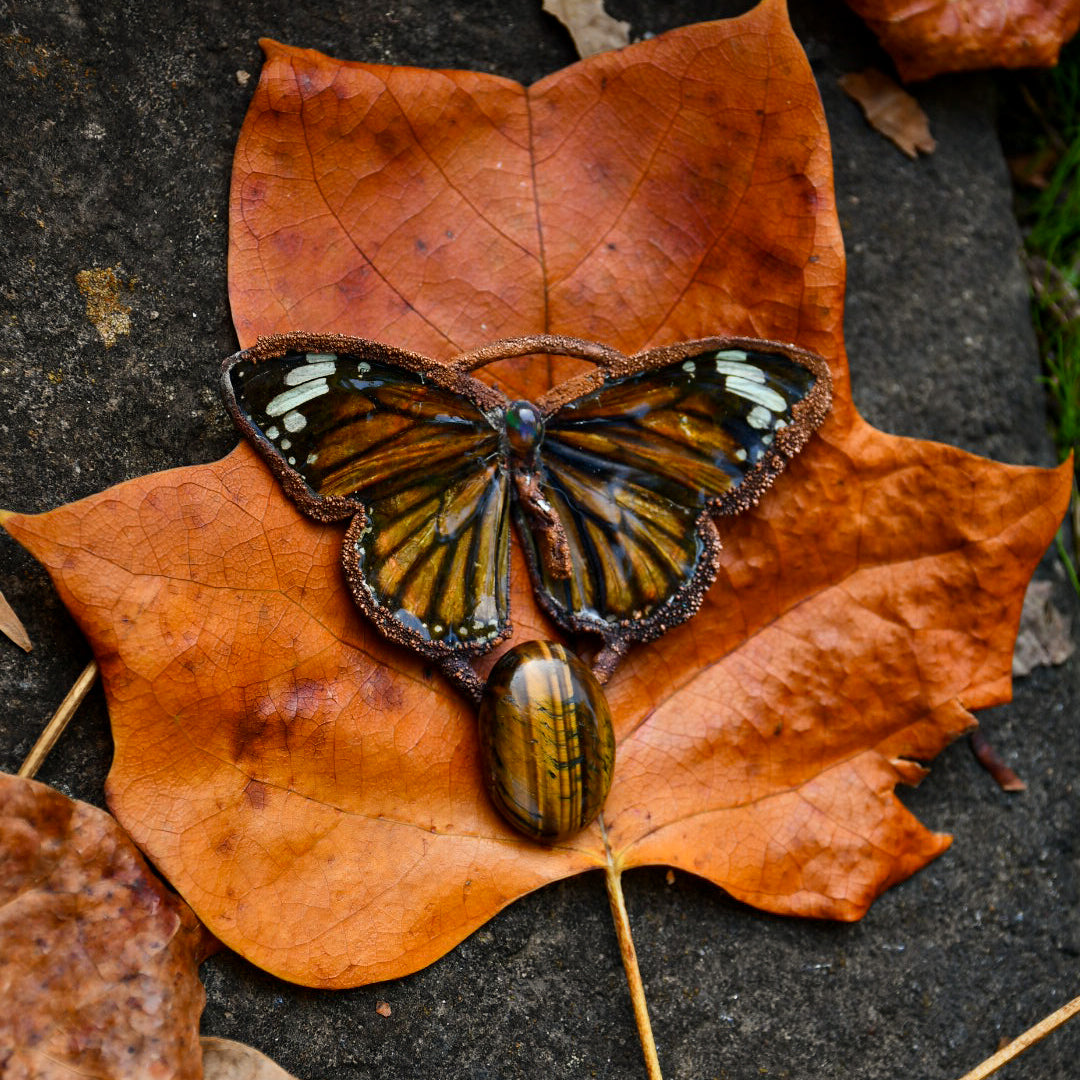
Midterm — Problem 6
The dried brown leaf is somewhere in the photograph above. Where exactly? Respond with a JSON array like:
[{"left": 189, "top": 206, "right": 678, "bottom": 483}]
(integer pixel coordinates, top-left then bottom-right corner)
[
  {"left": 0, "top": 585, "right": 31, "bottom": 651},
  {"left": 970, "top": 731, "right": 1027, "bottom": 793},
  {"left": 845, "top": 0, "right": 1080, "bottom": 82},
  {"left": 839, "top": 68, "right": 935, "bottom": 158},
  {"left": 542, "top": 0, "right": 630, "bottom": 57},
  {"left": 1012, "top": 578, "right": 1075, "bottom": 676},
  {"left": 201, "top": 1038, "right": 300, "bottom": 1080},
  {"left": 0, "top": 773, "right": 207, "bottom": 1079}
]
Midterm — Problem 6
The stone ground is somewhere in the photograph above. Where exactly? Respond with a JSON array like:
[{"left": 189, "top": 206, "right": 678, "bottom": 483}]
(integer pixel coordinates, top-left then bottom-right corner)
[{"left": 1, "top": 1, "right": 1078, "bottom": 1077}]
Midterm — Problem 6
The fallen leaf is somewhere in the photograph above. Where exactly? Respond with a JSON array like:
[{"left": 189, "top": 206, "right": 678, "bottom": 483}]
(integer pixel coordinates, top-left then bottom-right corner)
[
  {"left": 542, "top": 0, "right": 630, "bottom": 57},
  {"left": 969, "top": 730, "right": 1027, "bottom": 793},
  {"left": 839, "top": 68, "right": 935, "bottom": 159},
  {"left": 1008, "top": 146, "right": 1060, "bottom": 191},
  {"left": 2, "top": 0, "right": 1071, "bottom": 989},
  {"left": 1012, "top": 578, "right": 1075, "bottom": 676},
  {"left": 0, "top": 584, "right": 32, "bottom": 651},
  {"left": 375, "top": 1001, "right": 393, "bottom": 1018},
  {"left": 0, "top": 773, "right": 208, "bottom": 1079},
  {"left": 844, "top": 0, "right": 1080, "bottom": 82},
  {"left": 201, "top": 1038, "right": 299, "bottom": 1080}
]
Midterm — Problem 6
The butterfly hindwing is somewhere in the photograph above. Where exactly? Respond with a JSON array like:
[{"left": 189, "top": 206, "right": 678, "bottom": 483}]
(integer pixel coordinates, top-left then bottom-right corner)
[
  {"left": 522, "top": 342, "right": 829, "bottom": 644},
  {"left": 223, "top": 343, "right": 511, "bottom": 657}
]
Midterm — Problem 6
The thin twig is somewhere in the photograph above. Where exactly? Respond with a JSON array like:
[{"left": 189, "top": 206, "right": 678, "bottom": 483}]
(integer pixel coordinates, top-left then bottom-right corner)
[
  {"left": 1019, "top": 84, "right": 1069, "bottom": 155},
  {"left": 18, "top": 659, "right": 100, "bottom": 779},
  {"left": 601, "top": 818, "right": 663, "bottom": 1080},
  {"left": 955, "top": 992, "right": 1080, "bottom": 1080}
]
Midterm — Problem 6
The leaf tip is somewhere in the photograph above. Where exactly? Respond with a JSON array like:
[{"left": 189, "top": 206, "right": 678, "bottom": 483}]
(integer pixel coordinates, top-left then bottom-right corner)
[
  {"left": 752, "top": 0, "right": 793, "bottom": 29},
  {"left": 257, "top": 37, "right": 289, "bottom": 61}
]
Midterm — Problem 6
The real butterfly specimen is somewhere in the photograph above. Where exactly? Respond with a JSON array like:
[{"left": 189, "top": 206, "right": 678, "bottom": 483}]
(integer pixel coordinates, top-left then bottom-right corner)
[{"left": 221, "top": 332, "right": 831, "bottom": 841}]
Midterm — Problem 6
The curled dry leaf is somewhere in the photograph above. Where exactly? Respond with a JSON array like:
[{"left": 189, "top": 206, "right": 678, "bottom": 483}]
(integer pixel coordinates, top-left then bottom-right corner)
[
  {"left": 0, "top": 584, "right": 32, "bottom": 651},
  {"left": 1, "top": 0, "right": 1071, "bottom": 988},
  {"left": 542, "top": 0, "right": 630, "bottom": 57},
  {"left": 844, "top": 0, "right": 1080, "bottom": 82},
  {"left": 969, "top": 730, "right": 1027, "bottom": 793},
  {"left": 838, "top": 68, "right": 935, "bottom": 159},
  {"left": 0, "top": 773, "right": 207, "bottom": 1079},
  {"left": 201, "top": 1038, "right": 299, "bottom": 1080},
  {"left": 1012, "top": 578, "right": 1075, "bottom": 677}
]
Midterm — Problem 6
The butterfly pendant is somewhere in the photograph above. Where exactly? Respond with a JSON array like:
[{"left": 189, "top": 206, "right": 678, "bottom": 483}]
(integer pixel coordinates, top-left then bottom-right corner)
[
  {"left": 222, "top": 332, "right": 831, "bottom": 840},
  {"left": 221, "top": 331, "right": 831, "bottom": 699}
]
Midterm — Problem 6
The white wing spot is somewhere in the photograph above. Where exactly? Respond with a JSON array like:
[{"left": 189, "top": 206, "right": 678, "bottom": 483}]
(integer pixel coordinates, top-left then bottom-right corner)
[
  {"left": 306, "top": 452, "right": 319, "bottom": 465},
  {"left": 266, "top": 380, "right": 329, "bottom": 417},
  {"left": 716, "top": 360, "right": 766, "bottom": 381},
  {"left": 682, "top": 360, "right": 696, "bottom": 373},
  {"left": 264, "top": 425, "right": 280, "bottom": 441},
  {"left": 714, "top": 349, "right": 748, "bottom": 362},
  {"left": 727, "top": 377, "right": 787, "bottom": 412},
  {"left": 285, "top": 360, "right": 337, "bottom": 386},
  {"left": 280, "top": 438, "right": 291, "bottom": 450},
  {"left": 283, "top": 409, "right": 307, "bottom": 433},
  {"left": 735, "top": 448, "right": 747, "bottom": 462},
  {"left": 747, "top": 405, "right": 772, "bottom": 430}
]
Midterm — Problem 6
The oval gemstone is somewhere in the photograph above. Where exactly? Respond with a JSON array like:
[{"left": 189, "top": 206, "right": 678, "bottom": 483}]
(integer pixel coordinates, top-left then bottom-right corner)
[{"left": 478, "top": 640, "right": 615, "bottom": 842}]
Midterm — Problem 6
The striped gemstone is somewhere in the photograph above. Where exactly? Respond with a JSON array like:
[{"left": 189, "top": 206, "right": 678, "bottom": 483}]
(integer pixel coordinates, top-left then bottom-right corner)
[{"left": 478, "top": 640, "right": 614, "bottom": 842}]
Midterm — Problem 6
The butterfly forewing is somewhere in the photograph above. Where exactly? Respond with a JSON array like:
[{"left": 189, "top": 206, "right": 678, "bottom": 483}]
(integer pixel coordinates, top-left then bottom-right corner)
[
  {"left": 225, "top": 347, "right": 511, "bottom": 655},
  {"left": 527, "top": 344, "right": 825, "bottom": 640}
]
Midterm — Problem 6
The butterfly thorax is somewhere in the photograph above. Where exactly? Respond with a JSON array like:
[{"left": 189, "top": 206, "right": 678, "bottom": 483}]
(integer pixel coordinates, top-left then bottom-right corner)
[{"left": 505, "top": 400, "right": 544, "bottom": 463}]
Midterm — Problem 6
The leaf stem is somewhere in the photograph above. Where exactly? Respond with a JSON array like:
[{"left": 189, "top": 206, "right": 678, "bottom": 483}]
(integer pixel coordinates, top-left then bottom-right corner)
[
  {"left": 18, "top": 659, "right": 99, "bottom": 779},
  {"left": 601, "top": 819, "right": 663, "bottom": 1080},
  {"left": 955, "top": 992, "right": 1080, "bottom": 1080}
]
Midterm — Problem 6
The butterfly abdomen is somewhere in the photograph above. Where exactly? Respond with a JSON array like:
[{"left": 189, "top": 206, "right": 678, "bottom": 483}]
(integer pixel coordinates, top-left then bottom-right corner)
[{"left": 478, "top": 640, "right": 615, "bottom": 842}]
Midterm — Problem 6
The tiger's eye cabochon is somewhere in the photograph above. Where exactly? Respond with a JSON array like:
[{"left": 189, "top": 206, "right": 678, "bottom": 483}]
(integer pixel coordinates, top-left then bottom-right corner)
[{"left": 478, "top": 641, "right": 615, "bottom": 842}]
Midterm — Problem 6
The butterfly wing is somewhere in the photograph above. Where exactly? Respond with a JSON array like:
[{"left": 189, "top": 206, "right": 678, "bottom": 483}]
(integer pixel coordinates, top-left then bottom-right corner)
[
  {"left": 222, "top": 340, "right": 511, "bottom": 659},
  {"left": 521, "top": 341, "right": 830, "bottom": 648}
]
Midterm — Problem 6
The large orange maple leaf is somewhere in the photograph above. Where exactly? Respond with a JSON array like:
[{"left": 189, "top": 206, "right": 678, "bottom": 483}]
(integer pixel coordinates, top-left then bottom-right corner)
[{"left": 1, "top": 0, "right": 1070, "bottom": 988}]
